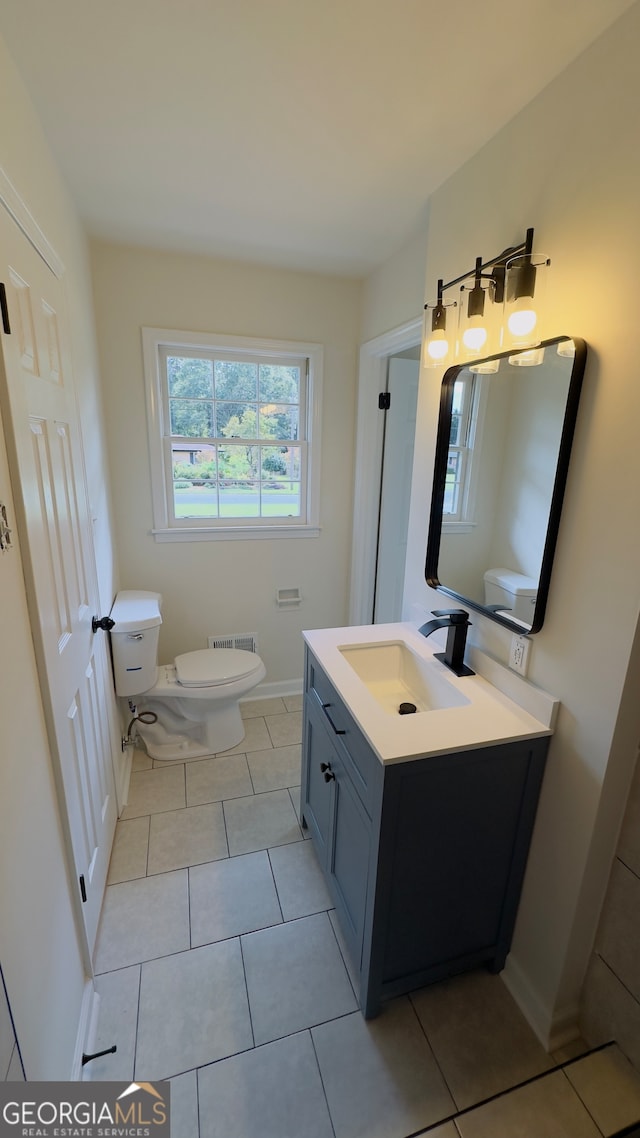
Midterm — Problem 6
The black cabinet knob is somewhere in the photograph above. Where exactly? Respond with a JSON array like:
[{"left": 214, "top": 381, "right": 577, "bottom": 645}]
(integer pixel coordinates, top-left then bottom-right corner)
[
  {"left": 320, "top": 762, "right": 330, "bottom": 772},
  {"left": 323, "top": 769, "right": 336, "bottom": 783}
]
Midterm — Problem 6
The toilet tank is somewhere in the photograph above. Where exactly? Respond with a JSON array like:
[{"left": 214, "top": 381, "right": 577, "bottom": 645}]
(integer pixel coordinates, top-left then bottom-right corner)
[
  {"left": 110, "top": 590, "right": 163, "bottom": 697},
  {"left": 483, "top": 568, "right": 537, "bottom": 624}
]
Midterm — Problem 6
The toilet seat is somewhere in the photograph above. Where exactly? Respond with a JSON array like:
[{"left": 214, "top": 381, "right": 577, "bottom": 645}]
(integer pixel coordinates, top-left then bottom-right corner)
[{"left": 174, "top": 648, "right": 263, "bottom": 688}]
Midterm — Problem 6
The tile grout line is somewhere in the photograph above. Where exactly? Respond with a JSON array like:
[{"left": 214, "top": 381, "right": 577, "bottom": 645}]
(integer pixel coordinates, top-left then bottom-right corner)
[
  {"left": 246, "top": 751, "right": 257, "bottom": 795},
  {"left": 238, "top": 935, "right": 256, "bottom": 1052},
  {"left": 557, "top": 1065, "right": 607, "bottom": 1138},
  {"left": 266, "top": 847, "right": 285, "bottom": 924},
  {"left": 194, "top": 1060, "right": 202, "bottom": 1138},
  {"left": 187, "top": 865, "right": 193, "bottom": 951},
  {"left": 596, "top": 953, "right": 640, "bottom": 1010},
  {"left": 308, "top": 1027, "right": 338, "bottom": 1138},
  {"left": 407, "top": 1039, "right": 621, "bottom": 1138},
  {"left": 325, "top": 911, "right": 358, "bottom": 1003},
  {"left": 132, "top": 964, "right": 142, "bottom": 1082},
  {"left": 406, "top": 991, "right": 460, "bottom": 1113}
]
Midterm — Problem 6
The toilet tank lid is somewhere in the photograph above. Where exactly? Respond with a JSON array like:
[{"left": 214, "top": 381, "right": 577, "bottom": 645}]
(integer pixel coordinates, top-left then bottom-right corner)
[
  {"left": 110, "top": 590, "right": 163, "bottom": 632},
  {"left": 483, "top": 568, "right": 538, "bottom": 596}
]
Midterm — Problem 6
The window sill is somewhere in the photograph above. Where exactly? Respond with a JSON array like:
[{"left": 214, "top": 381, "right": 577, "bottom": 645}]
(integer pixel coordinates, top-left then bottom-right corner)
[
  {"left": 152, "top": 524, "right": 321, "bottom": 543},
  {"left": 441, "top": 522, "right": 477, "bottom": 535}
]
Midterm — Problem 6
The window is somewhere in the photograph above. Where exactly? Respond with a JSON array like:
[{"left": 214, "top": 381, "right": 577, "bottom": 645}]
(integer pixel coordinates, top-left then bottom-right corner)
[
  {"left": 442, "top": 372, "right": 484, "bottom": 530},
  {"left": 143, "top": 329, "right": 322, "bottom": 541}
]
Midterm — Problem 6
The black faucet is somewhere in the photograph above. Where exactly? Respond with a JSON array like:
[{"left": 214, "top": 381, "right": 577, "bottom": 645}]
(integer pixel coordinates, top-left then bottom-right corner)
[{"left": 418, "top": 608, "right": 475, "bottom": 677}]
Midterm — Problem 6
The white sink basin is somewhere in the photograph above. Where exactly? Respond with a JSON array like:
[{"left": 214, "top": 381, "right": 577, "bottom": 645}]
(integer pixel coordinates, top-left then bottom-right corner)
[{"left": 338, "top": 640, "right": 471, "bottom": 715}]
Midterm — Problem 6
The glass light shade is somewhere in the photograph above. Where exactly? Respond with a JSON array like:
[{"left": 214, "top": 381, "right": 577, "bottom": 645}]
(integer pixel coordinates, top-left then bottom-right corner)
[
  {"left": 503, "top": 253, "right": 549, "bottom": 349},
  {"left": 422, "top": 298, "right": 457, "bottom": 369},
  {"left": 458, "top": 278, "right": 496, "bottom": 359},
  {"left": 470, "top": 357, "right": 500, "bottom": 374},
  {"left": 557, "top": 338, "right": 576, "bottom": 358},
  {"left": 508, "top": 347, "right": 546, "bottom": 367}
]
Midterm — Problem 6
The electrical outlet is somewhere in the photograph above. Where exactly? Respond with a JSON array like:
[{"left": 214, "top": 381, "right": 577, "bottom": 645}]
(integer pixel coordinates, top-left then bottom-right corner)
[{"left": 509, "top": 633, "right": 531, "bottom": 676}]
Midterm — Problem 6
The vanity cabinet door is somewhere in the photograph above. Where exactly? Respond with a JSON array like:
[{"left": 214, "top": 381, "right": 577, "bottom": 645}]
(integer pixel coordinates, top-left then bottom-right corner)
[
  {"left": 327, "top": 748, "right": 371, "bottom": 969},
  {"left": 303, "top": 690, "right": 371, "bottom": 968},
  {"left": 302, "top": 693, "right": 337, "bottom": 865}
]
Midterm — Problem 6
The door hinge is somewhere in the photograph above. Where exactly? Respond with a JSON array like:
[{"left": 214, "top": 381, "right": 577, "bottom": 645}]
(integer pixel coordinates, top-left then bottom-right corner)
[
  {"left": 378, "top": 391, "right": 391, "bottom": 410},
  {"left": 0, "top": 284, "right": 11, "bottom": 335},
  {"left": 79, "top": 874, "right": 87, "bottom": 903}
]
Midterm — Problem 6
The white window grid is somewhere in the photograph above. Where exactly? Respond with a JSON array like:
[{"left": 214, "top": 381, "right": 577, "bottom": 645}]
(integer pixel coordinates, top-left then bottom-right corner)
[{"left": 142, "top": 328, "right": 323, "bottom": 542}]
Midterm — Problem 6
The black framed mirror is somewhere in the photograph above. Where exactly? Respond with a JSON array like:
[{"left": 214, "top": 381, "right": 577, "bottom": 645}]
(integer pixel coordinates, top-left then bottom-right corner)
[{"left": 425, "top": 336, "right": 587, "bottom": 634}]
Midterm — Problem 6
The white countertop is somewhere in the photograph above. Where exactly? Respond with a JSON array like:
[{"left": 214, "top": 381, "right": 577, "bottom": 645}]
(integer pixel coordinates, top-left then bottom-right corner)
[{"left": 303, "top": 622, "right": 559, "bottom": 765}]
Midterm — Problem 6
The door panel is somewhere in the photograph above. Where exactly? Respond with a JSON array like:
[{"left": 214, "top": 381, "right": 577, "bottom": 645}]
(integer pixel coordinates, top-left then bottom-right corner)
[
  {"left": 0, "top": 207, "right": 116, "bottom": 954},
  {"left": 374, "top": 356, "right": 419, "bottom": 623}
]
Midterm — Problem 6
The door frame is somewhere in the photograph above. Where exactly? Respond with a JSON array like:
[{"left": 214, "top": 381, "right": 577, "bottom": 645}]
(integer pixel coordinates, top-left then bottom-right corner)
[
  {"left": 0, "top": 167, "right": 64, "bottom": 278},
  {"left": 348, "top": 317, "right": 422, "bottom": 626}
]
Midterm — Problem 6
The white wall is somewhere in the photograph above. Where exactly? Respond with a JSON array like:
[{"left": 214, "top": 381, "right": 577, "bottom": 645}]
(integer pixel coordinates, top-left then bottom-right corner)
[
  {"left": 90, "top": 242, "right": 362, "bottom": 683},
  {"left": 0, "top": 33, "right": 117, "bottom": 1075},
  {"left": 360, "top": 207, "right": 429, "bottom": 342},
  {"left": 399, "top": 3, "right": 640, "bottom": 1044}
]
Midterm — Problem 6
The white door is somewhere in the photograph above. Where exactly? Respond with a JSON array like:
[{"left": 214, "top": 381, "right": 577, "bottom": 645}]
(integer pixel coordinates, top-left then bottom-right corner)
[
  {"left": 373, "top": 356, "right": 420, "bottom": 623},
  {"left": 0, "top": 207, "right": 116, "bottom": 955}
]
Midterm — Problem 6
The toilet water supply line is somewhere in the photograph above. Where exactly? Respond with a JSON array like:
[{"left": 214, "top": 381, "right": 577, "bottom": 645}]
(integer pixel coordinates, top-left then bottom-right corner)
[{"left": 122, "top": 709, "right": 158, "bottom": 751}]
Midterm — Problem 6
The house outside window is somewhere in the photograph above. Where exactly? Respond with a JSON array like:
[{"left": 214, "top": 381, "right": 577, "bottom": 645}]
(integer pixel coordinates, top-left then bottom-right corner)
[{"left": 142, "top": 328, "right": 322, "bottom": 542}]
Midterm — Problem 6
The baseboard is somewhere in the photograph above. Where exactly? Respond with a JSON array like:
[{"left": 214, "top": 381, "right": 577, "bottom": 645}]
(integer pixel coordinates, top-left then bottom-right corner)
[
  {"left": 501, "top": 954, "right": 581, "bottom": 1052},
  {"left": 118, "top": 743, "right": 133, "bottom": 815},
  {"left": 72, "top": 981, "right": 100, "bottom": 1081},
  {"left": 241, "top": 678, "right": 303, "bottom": 701}
]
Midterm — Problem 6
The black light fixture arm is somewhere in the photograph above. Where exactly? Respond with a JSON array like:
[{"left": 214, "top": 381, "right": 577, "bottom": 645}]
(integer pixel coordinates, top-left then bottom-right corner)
[
  {"left": 425, "top": 227, "right": 535, "bottom": 311},
  {"left": 431, "top": 278, "right": 447, "bottom": 331}
]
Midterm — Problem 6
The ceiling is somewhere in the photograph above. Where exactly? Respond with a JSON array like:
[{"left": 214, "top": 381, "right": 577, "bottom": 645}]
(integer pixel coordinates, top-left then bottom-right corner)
[{"left": 0, "top": 0, "right": 635, "bottom": 275}]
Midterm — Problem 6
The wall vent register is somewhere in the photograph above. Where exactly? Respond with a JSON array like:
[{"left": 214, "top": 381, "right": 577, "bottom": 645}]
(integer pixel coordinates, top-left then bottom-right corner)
[{"left": 208, "top": 632, "right": 258, "bottom": 653}]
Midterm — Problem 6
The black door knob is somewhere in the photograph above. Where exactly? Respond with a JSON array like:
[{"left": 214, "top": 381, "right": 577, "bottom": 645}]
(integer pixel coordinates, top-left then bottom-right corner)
[{"left": 92, "top": 615, "right": 115, "bottom": 633}]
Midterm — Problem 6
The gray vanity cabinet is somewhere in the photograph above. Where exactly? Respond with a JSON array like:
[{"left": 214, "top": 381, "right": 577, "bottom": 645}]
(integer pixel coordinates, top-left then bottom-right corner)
[
  {"left": 304, "top": 694, "right": 374, "bottom": 965},
  {"left": 301, "top": 646, "right": 550, "bottom": 1017}
]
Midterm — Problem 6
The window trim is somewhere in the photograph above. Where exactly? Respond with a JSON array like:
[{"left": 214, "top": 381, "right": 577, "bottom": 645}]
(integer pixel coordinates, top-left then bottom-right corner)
[
  {"left": 142, "top": 327, "right": 323, "bottom": 541},
  {"left": 441, "top": 372, "right": 487, "bottom": 534}
]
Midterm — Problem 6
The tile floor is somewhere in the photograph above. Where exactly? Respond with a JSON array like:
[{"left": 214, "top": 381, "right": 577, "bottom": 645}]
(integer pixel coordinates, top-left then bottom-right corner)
[{"left": 88, "top": 696, "right": 640, "bottom": 1138}]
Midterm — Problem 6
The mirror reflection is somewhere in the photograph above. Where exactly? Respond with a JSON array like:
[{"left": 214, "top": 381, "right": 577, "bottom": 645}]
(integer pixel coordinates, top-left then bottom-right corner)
[{"left": 426, "top": 337, "right": 586, "bottom": 634}]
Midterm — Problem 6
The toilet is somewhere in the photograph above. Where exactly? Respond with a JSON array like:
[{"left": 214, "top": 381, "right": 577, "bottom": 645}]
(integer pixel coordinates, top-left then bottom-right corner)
[
  {"left": 483, "top": 567, "right": 538, "bottom": 626},
  {"left": 109, "top": 590, "right": 266, "bottom": 761}
]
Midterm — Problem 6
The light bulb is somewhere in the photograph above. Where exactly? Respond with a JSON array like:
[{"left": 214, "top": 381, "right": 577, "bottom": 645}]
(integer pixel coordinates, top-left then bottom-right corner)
[
  {"left": 427, "top": 331, "right": 449, "bottom": 360},
  {"left": 506, "top": 296, "right": 537, "bottom": 337},
  {"left": 462, "top": 318, "right": 488, "bottom": 352},
  {"left": 505, "top": 304, "right": 535, "bottom": 334}
]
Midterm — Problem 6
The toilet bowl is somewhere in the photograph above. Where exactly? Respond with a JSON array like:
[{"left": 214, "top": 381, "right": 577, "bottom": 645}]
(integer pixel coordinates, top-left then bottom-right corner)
[{"left": 109, "top": 590, "right": 266, "bottom": 761}]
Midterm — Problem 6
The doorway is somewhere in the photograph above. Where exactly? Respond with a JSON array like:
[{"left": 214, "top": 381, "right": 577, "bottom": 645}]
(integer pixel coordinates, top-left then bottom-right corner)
[
  {"left": 373, "top": 349, "right": 420, "bottom": 622},
  {"left": 349, "top": 318, "right": 422, "bottom": 626}
]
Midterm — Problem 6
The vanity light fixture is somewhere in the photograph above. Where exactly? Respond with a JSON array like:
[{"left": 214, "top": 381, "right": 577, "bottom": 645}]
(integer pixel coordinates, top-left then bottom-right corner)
[
  {"left": 503, "top": 229, "right": 550, "bottom": 349},
  {"left": 459, "top": 257, "right": 496, "bottom": 357},
  {"left": 422, "top": 227, "right": 549, "bottom": 368},
  {"left": 422, "top": 279, "right": 457, "bottom": 368}
]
